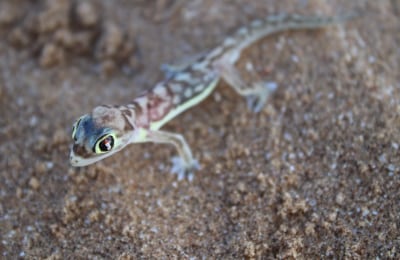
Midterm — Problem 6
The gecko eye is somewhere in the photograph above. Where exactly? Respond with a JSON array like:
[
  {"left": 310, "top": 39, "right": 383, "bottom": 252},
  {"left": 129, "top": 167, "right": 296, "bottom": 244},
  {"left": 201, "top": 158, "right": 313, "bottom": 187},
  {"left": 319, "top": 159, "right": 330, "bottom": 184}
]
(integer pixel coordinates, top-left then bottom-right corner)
[
  {"left": 72, "top": 117, "right": 84, "bottom": 141},
  {"left": 93, "top": 134, "right": 116, "bottom": 154}
]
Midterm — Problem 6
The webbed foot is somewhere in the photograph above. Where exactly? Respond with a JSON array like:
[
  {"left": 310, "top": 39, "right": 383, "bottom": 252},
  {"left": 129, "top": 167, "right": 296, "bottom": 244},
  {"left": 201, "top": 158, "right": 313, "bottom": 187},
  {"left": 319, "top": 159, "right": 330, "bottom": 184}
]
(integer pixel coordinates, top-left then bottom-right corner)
[
  {"left": 171, "top": 156, "right": 200, "bottom": 181},
  {"left": 246, "top": 81, "right": 278, "bottom": 113}
]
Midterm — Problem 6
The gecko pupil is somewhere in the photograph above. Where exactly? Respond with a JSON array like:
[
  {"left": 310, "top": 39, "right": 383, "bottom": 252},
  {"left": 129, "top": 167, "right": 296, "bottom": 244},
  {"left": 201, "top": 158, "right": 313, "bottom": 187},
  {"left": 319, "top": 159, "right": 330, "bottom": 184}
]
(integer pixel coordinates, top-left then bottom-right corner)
[{"left": 99, "top": 136, "right": 114, "bottom": 152}]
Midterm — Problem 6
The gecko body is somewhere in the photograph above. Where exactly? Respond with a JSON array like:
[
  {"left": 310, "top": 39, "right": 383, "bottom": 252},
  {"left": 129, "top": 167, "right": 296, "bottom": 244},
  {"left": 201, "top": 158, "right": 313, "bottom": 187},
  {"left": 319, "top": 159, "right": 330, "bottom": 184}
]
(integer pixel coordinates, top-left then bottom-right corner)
[{"left": 70, "top": 14, "right": 349, "bottom": 179}]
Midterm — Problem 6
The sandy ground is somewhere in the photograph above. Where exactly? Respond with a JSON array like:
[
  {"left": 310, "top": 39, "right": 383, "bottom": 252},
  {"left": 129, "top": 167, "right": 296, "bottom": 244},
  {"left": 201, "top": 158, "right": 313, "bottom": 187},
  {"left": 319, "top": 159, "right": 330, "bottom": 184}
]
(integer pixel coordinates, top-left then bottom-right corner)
[{"left": 0, "top": 0, "right": 399, "bottom": 258}]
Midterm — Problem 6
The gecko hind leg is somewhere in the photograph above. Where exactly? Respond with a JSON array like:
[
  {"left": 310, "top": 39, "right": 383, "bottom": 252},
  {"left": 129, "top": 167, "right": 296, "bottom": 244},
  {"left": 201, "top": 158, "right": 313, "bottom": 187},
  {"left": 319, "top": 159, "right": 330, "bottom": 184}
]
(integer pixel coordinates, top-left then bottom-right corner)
[
  {"left": 145, "top": 129, "right": 200, "bottom": 181},
  {"left": 216, "top": 62, "right": 278, "bottom": 113}
]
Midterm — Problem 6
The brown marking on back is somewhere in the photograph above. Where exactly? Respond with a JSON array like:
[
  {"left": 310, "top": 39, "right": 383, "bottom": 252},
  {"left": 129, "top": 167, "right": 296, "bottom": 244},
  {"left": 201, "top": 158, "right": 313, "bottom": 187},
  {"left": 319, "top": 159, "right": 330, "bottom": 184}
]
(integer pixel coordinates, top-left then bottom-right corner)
[
  {"left": 121, "top": 112, "right": 135, "bottom": 131},
  {"left": 146, "top": 85, "right": 173, "bottom": 122},
  {"left": 131, "top": 101, "right": 142, "bottom": 114},
  {"left": 121, "top": 109, "right": 132, "bottom": 117},
  {"left": 131, "top": 96, "right": 150, "bottom": 128}
]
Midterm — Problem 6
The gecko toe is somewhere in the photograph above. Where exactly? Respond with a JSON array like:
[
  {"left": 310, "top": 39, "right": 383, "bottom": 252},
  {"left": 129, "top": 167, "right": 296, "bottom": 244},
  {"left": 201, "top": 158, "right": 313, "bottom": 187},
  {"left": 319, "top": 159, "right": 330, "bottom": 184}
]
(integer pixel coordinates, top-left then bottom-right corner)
[
  {"left": 246, "top": 95, "right": 262, "bottom": 113},
  {"left": 246, "top": 81, "right": 278, "bottom": 113},
  {"left": 171, "top": 156, "right": 200, "bottom": 181}
]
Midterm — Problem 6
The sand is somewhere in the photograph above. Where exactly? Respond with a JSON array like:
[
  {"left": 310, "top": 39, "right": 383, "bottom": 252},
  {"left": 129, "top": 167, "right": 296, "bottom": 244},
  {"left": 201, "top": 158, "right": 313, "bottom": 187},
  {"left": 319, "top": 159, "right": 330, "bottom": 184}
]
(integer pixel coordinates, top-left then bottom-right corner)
[{"left": 0, "top": 0, "right": 399, "bottom": 258}]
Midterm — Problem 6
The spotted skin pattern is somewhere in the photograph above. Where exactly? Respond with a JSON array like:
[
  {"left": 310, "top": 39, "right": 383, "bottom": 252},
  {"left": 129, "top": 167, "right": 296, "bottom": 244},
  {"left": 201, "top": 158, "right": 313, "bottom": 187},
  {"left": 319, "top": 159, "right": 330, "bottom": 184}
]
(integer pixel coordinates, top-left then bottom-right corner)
[{"left": 70, "top": 14, "right": 351, "bottom": 180}]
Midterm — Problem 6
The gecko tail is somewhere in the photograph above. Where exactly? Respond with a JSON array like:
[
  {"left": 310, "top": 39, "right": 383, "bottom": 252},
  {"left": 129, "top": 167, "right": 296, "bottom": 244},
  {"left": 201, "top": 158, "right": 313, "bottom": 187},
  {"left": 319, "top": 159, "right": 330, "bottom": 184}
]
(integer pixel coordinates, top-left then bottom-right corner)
[
  {"left": 206, "top": 12, "right": 356, "bottom": 64},
  {"left": 228, "top": 12, "right": 356, "bottom": 55}
]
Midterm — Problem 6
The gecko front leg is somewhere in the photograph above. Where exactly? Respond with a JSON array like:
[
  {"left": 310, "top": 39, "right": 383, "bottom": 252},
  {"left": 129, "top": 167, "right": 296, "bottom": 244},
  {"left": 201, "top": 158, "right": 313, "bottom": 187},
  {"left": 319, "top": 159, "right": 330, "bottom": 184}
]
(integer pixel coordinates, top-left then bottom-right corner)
[{"left": 139, "top": 128, "right": 199, "bottom": 180}]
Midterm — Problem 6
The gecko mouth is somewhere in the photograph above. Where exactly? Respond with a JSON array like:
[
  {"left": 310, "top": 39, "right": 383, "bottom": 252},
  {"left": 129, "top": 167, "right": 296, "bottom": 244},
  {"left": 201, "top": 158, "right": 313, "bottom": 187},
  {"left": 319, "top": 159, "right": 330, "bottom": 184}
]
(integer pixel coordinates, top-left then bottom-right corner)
[
  {"left": 69, "top": 149, "right": 96, "bottom": 167},
  {"left": 69, "top": 143, "right": 125, "bottom": 167},
  {"left": 69, "top": 151, "right": 86, "bottom": 167}
]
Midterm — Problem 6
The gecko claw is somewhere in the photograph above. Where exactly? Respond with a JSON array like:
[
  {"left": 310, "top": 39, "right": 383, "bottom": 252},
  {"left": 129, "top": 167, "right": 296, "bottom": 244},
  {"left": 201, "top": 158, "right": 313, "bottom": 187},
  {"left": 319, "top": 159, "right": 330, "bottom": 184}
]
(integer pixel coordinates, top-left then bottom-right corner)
[
  {"left": 171, "top": 156, "right": 200, "bottom": 181},
  {"left": 246, "top": 95, "right": 264, "bottom": 113},
  {"left": 246, "top": 81, "right": 278, "bottom": 113}
]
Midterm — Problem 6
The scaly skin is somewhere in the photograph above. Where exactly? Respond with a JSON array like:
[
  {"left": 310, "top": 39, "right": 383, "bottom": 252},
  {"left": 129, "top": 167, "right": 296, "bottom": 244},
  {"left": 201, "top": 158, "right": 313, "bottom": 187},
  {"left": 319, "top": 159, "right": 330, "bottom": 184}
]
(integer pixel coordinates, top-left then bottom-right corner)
[{"left": 70, "top": 14, "right": 351, "bottom": 180}]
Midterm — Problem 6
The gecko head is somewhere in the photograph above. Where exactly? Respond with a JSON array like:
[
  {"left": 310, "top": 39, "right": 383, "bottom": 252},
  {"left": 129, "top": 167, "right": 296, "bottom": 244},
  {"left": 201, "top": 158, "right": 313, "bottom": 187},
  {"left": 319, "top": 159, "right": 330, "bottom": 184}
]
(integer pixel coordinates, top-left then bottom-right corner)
[{"left": 69, "top": 106, "right": 134, "bottom": 167}]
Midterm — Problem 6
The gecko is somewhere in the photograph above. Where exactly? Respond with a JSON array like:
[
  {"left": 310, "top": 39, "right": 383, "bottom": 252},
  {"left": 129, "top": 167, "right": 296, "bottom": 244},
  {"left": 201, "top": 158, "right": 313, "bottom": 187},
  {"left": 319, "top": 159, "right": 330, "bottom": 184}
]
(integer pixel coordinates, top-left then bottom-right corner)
[{"left": 70, "top": 13, "right": 350, "bottom": 179}]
